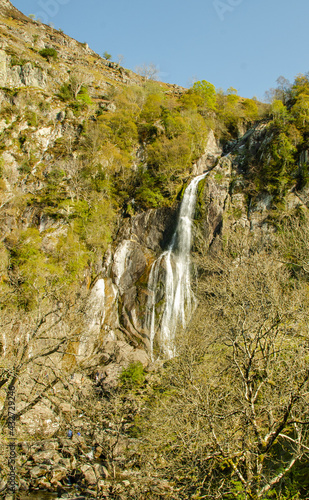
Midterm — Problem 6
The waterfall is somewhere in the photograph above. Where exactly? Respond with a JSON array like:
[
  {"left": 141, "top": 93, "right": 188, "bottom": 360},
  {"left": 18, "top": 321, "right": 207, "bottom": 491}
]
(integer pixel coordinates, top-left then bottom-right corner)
[
  {"left": 78, "top": 278, "right": 106, "bottom": 358},
  {"left": 146, "top": 172, "right": 207, "bottom": 359}
]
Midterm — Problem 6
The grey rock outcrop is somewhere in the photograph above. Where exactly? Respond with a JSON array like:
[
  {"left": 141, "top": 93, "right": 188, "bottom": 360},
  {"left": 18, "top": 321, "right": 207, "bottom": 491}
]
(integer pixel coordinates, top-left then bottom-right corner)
[
  {"left": 192, "top": 129, "right": 222, "bottom": 175},
  {"left": 198, "top": 155, "right": 232, "bottom": 247},
  {"left": 112, "top": 240, "right": 147, "bottom": 294},
  {"left": 115, "top": 207, "right": 178, "bottom": 254},
  {"left": 0, "top": 50, "right": 47, "bottom": 88},
  {"left": 8, "top": 61, "right": 46, "bottom": 88}
]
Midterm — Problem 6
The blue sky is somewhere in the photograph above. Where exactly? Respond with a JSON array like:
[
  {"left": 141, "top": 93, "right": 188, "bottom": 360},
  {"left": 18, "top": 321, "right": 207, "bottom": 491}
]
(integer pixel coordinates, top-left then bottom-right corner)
[{"left": 12, "top": 0, "right": 309, "bottom": 100}]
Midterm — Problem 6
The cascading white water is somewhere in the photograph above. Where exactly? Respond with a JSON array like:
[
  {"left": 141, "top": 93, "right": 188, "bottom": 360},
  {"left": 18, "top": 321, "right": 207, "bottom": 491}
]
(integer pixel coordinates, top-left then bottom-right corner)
[
  {"left": 78, "top": 278, "right": 106, "bottom": 358},
  {"left": 146, "top": 172, "right": 207, "bottom": 359}
]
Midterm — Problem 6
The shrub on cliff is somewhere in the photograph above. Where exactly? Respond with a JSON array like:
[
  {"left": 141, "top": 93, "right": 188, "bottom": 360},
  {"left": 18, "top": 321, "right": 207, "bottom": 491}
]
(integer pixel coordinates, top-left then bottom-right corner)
[
  {"left": 39, "top": 48, "right": 58, "bottom": 61},
  {"left": 120, "top": 362, "right": 145, "bottom": 388}
]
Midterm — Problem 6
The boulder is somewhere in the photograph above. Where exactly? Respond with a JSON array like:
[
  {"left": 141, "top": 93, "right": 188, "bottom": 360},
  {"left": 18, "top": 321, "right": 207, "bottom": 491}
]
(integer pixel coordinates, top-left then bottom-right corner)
[
  {"left": 18, "top": 403, "right": 60, "bottom": 439},
  {"left": 81, "top": 464, "right": 97, "bottom": 485},
  {"left": 32, "top": 450, "right": 61, "bottom": 465},
  {"left": 7, "top": 62, "right": 46, "bottom": 88},
  {"left": 37, "top": 477, "right": 52, "bottom": 489},
  {"left": 30, "top": 465, "right": 48, "bottom": 479},
  {"left": 50, "top": 467, "right": 68, "bottom": 484},
  {"left": 128, "top": 348, "right": 149, "bottom": 367}
]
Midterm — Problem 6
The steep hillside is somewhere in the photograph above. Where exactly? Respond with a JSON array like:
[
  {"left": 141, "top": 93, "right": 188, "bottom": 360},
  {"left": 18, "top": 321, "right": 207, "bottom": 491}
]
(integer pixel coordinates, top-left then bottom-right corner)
[{"left": 1, "top": 1, "right": 309, "bottom": 498}]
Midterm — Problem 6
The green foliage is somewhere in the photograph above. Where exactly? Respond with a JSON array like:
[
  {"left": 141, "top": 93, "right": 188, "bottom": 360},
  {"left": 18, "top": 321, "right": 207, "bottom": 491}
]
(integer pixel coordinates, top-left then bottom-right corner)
[
  {"left": 56, "top": 230, "right": 89, "bottom": 279},
  {"left": 103, "top": 51, "right": 112, "bottom": 60},
  {"left": 6, "top": 229, "right": 59, "bottom": 308},
  {"left": 253, "top": 126, "right": 298, "bottom": 198},
  {"left": 140, "top": 93, "right": 164, "bottom": 123},
  {"left": 291, "top": 93, "right": 309, "bottom": 129},
  {"left": 60, "top": 195, "right": 117, "bottom": 253},
  {"left": 4, "top": 223, "right": 91, "bottom": 310},
  {"left": 33, "top": 169, "right": 67, "bottom": 211},
  {"left": 39, "top": 48, "right": 58, "bottom": 61},
  {"left": 291, "top": 73, "right": 309, "bottom": 100},
  {"left": 162, "top": 108, "right": 186, "bottom": 139},
  {"left": 57, "top": 82, "right": 74, "bottom": 101},
  {"left": 180, "top": 92, "right": 204, "bottom": 110},
  {"left": 147, "top": 133, "right": 192, "bottom": 179},
  {"left": 239, "top": 74, "right": 309, "bottom": 199},
  {"left": 120, "top": 362, "right": 145, "bottom": 387},
  {"left": 76, "top": 86, "right": 92, "bottom": 105},
  {"left": 135, "top": 170, "right": 166, "bottom": 208},
  {"left": 190, "top": 80, "right": 217, "bottom": 111},
  {"left": 107, "top": 110, "right": 139, "bottom": 149},
  {"left": 52, "top": 82, "right": 210, "bottom": 212},
  {"left": 10, "top": 55, "right": 28, "bottom": 67},
  {"left": 24, "top": 109, "right": 38, "bottom": 127},
  {"left": 84, "top": 197, "right": 116, "bottom": 252},
  {"left": 241, "top": 98, "right": 259, "bottom": 120},
  {"left": 271, "top": 99, "right": 288, "bottom": 122}
]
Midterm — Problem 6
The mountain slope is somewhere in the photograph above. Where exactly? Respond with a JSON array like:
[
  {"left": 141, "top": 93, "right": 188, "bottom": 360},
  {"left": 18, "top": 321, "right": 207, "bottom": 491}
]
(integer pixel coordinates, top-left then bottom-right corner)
[{"left": 0, "top": 0, "right": 28, "bottom": 19}]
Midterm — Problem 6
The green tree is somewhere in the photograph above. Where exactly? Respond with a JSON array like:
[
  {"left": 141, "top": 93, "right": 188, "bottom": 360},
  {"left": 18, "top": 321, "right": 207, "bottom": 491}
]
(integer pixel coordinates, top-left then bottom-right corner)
[
  {"left": 271, "top": 99, "right": 289, "bottom": 123},
  {"left": 291, "top": 93, "right": 309, "bottom": 129},
  {"left": 191, "top": 79, "right": 217, "bottom": 111},
  {"left": 242, "top": 98, "right": 259, "bottom": 121},
  {"left": 103, "top": 51, "right": 112, "bottom": 60}
]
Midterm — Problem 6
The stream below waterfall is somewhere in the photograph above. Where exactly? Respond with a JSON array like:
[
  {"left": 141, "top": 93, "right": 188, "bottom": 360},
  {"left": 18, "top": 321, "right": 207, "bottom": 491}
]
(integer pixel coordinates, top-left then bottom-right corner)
[{"left": 145, "top": 172, "right": 207, "bottom": 359}]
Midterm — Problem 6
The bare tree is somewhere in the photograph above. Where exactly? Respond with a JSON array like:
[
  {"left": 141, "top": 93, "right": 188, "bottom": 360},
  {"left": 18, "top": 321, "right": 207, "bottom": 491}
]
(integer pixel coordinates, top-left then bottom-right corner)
[
  {"left": 69, "top": 68, "right": 93, "bottom": 99},
  {"left": 264, "top": 75, "right": 291, "bottom": 104},
  {"left": 117, "top": 54, "right": 124, "bottom": 66},
  {"left": 0, "top": 285, "right": 88, "bottom": 426},
  {"left": 135, "top": 62, "right": 159, "bottom": 81},
  {"left": 137, "top": 231, "right": 309, "bottom": 499}
]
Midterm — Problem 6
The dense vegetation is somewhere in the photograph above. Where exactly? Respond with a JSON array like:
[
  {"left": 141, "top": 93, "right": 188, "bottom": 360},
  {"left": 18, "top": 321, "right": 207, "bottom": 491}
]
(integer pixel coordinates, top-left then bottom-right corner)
[{"left": 235, "top": 74, "right": 309, "bottom": 201}]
